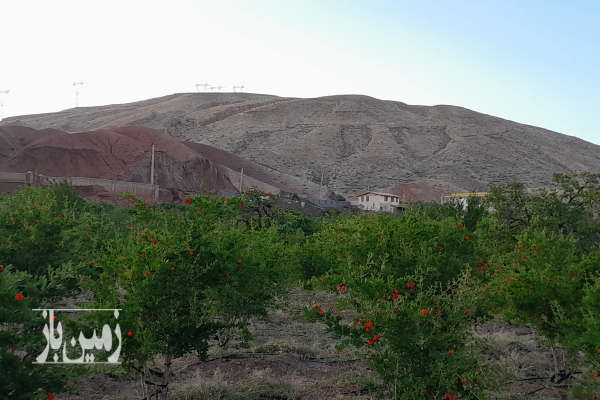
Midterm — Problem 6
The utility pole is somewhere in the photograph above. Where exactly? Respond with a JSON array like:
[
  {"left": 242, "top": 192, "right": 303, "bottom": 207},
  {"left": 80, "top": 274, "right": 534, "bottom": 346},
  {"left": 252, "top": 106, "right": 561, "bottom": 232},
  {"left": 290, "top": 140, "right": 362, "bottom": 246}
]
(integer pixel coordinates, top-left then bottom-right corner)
[
  {"left": 320, "top": 168, "right": 324, "bottom": 199},
  {"left": 239, "top": 168, "right": 244, "bottom": 193},
  {"left": 150, "top": 144, "right": 155, "bottom": 186}
]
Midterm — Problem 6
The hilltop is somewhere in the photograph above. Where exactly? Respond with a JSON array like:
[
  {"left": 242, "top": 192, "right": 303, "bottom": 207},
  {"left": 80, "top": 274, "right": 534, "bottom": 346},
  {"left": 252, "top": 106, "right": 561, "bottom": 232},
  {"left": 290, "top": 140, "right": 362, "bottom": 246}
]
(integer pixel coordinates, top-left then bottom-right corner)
[{"left": 3, "top": 92, "right": 599, "bottom": 197}]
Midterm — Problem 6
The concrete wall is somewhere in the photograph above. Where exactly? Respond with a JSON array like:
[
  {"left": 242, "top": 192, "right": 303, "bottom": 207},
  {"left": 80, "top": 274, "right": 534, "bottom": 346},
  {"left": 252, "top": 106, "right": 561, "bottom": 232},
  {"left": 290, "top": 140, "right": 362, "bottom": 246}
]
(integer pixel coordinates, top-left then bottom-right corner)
[{"left": 0, "top": 172, "right": 159, "bottom": 201}]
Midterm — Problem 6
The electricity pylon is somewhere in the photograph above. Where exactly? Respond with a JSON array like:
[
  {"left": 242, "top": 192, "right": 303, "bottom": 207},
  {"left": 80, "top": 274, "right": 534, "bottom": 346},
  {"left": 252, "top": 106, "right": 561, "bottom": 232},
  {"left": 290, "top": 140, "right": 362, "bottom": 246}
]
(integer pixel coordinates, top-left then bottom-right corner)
[{"left": 73, "top": 82, "right": 84, "bottom": 107}]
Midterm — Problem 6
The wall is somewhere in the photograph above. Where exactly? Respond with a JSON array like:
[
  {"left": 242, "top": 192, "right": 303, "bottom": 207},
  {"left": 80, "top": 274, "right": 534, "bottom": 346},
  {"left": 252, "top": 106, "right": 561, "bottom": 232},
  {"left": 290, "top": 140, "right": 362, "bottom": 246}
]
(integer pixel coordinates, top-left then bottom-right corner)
[{"left": 0, "top": 171, "right": 159, "bottom": 202}]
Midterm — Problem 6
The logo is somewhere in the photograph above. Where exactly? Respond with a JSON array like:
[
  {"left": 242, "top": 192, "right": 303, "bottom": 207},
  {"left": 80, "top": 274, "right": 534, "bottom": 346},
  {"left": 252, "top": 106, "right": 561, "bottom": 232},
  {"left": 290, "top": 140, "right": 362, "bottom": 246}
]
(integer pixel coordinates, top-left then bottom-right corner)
[{"left": 32, "top": 308, "right": 122, "bottom": 364}]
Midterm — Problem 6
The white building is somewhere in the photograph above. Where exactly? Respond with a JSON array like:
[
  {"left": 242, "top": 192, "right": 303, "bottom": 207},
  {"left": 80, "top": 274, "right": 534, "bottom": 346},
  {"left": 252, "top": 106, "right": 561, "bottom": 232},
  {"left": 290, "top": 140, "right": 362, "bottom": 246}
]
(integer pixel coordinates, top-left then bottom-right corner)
[
  {"left": 441, "top": 192, "right": 491, "bottom": 210},
  {"left": 350, "top": 191, "right": 406, "bottom": 213}
]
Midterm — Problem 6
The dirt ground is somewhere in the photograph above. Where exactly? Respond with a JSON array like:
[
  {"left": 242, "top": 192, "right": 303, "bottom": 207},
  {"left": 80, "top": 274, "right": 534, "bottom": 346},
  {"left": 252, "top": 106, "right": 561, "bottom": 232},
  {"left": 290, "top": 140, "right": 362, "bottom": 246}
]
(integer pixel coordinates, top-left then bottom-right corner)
[{"left": 59, "top": 290, "right": 591, "bottom": 400}]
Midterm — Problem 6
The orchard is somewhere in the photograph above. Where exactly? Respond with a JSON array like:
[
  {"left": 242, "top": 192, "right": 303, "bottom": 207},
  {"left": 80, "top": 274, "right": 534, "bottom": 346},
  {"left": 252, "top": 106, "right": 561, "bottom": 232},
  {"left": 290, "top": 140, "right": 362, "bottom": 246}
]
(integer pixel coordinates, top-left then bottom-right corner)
[{"left": 1, "top": 173, "right": 599, "bottom": 399}]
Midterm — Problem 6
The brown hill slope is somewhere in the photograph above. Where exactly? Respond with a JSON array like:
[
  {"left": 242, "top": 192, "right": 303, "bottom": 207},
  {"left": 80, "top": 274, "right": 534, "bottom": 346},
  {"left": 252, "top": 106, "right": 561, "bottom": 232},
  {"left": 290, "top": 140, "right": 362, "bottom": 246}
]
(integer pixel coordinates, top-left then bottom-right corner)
[
  {"left": 0, "top": 125, "right": 322, "bottom": 200},
  {"left": 3, "top": 93, "right": 599, "bottom": 197}
]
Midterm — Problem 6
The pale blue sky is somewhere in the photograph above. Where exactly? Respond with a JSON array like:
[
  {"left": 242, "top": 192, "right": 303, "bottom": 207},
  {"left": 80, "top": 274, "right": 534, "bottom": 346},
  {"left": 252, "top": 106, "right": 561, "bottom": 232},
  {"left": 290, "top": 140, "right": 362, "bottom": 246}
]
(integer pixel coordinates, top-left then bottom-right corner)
[{"left": 0, "top": 0, "right": 598, "bottom": 144}]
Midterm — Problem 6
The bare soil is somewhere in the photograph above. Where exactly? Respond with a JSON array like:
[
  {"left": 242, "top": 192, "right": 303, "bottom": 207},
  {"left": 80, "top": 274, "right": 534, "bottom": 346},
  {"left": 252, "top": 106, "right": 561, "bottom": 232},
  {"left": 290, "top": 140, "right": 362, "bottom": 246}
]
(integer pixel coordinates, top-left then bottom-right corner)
[{"left": 57, "top": 290, "right": 592, "bottom": 400}]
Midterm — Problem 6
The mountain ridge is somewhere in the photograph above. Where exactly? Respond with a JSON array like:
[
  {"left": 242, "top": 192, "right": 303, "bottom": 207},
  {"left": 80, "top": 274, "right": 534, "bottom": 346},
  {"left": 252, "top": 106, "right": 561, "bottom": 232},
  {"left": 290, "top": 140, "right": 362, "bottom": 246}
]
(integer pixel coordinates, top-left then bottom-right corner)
[{"left": 2, "top": 92, "right": 599, "bottom": 198}]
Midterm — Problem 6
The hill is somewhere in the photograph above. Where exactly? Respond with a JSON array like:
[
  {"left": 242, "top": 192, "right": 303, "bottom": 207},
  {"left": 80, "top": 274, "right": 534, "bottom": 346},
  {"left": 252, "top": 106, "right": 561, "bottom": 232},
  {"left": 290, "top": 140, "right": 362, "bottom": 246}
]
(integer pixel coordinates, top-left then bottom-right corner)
[
  {"left": 3, "top": 92, "right": 599, "bottom": 197},
  {"left": 0, "top": 125, "right": 323, "bottom": 201}
]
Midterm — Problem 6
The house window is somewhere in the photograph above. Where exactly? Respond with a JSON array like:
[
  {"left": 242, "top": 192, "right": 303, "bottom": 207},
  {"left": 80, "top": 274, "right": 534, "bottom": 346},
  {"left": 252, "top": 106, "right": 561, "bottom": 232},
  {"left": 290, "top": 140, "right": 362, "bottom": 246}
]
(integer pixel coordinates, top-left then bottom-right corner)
[{"left": 366, "top": 196, "right": 369, "bottom": 201}]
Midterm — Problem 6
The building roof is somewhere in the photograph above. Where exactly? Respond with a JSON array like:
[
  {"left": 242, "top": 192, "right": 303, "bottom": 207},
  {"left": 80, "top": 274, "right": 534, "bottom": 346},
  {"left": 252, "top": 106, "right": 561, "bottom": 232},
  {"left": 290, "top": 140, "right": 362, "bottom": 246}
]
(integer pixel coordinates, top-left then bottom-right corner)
[{"left": 354, "top": 191, "right": 399, "bottom": 198}]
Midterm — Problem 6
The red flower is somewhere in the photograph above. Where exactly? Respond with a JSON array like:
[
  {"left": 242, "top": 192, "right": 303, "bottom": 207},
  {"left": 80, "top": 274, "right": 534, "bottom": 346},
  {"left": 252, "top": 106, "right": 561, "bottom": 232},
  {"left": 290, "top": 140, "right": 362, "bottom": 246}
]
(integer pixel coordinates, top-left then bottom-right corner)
[
  {"left": 517, "top": 244, "right": 522, "bottom": 249},
  {"left": 152, "top": 240, "right": 158, "bottom": 246},
  {"left": 121, "top": 255, "right": 126, "bottom": 259},
  {"left": 477, "top": 257, "right": 483, "bottom": 262},
  {"left": 224, "top": 197, "right": 229, "bottom": 201},
  {"left": 596, "top": 348, "right": 600, "bottom": 355},
  {"left": 421, "top": 309, "right": 429, "bottom": 316},
  {"left": 437, "top": 245, "right": 443, "bottom": 251},
  {"left": 465, "top": 235, "right": 471, "bottom": 240},
  {"left": 0, "top": 265, "right": 3, "bottom": 273},
  {"left": 184, "top": 198, "right": 192, "bottom": 205},
  {"left": 373, "top": 335, "right": 380, "bottom": 341},
  {"left": 189, "top": 251, "right": 194, "bottom": 255},
  {"left": 321, "top": 279, "right": 326, "bottom": 283},
  {"left": 312, "top": 304, "right": 318, "bottom": 309},
  {"left": 461, "top": 378, "right": 467, "bottom": 385},
  {"left": 363, "top": 321, "right": 374, "bottom": 328},
  {"left": 447, "top": 350, "right": 453, "bottom": 354},
  {"left": 457, "top": 222, "right": 463, "bottom": 227},
  {"left": 127, "top": 331, "right": 134, "bottom": 337},
  {"left": 318, "top": 308, "right": 324, "bottom": 315},
  {"left": 237, "top": 258, "right": 242, "bottom": 264},
  {"left": 15, "top": 293, "right": 24, "bottom": 301},
  {"left": 197, "top": 206, "right": 203, "bottom": 211},
  {"left": 88, "top": 261, "right": 93, "bottom": 265},
  {"left": 140, "top": 253, "right": 145, "bottom": 257},
  {"left": 466, "top": 309, "right": 471, "bottom": 314},
  {"left": 338, "top": 284, "right": 346, "bottom": 292},
  {"left": 239, "top": 202, "right": 244, "bottom": 207},
  {"left": 444, "top": 393, "right": 456, "bottom": 400},
  {"left": 367, "top": 339, "right": 373, "bottom": 345},
  {"left": 406, "top": 281, "right": 416, "bottom": 288},
  {"left": 79, "top": 257, "right": 84, "bottom": 261},
  {"left": 47, "top": 394, "right": 55, "bottom": 400}
]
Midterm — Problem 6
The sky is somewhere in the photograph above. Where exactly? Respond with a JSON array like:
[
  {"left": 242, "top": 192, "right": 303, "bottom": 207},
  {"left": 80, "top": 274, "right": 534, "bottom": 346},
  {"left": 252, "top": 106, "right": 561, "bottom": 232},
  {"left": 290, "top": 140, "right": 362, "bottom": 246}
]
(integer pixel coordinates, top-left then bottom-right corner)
[{"left": 0, "top": 0, "right": 598, "bottom": 144}]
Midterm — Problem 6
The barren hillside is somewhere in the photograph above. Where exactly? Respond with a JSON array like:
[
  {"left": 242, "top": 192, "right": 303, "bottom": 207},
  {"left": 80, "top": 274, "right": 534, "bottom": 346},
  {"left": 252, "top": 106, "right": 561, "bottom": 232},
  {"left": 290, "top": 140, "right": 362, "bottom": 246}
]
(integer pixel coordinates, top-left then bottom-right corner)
[
  {"left": 0, "top": 125, "right": 324, "bottom": 201},
  {"left": 3, "top": 93, "right": 599, "bottom": 197}
]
